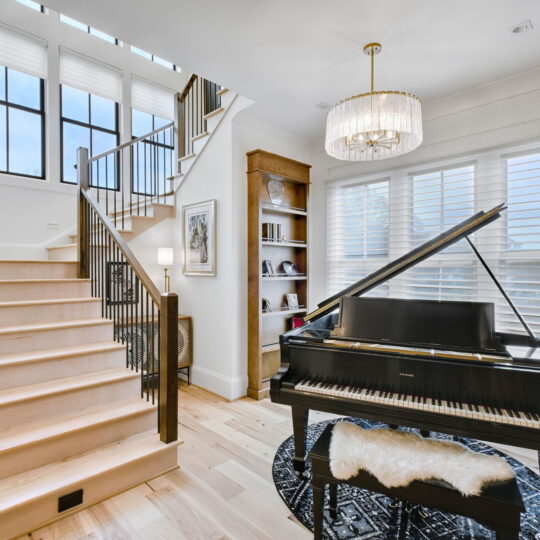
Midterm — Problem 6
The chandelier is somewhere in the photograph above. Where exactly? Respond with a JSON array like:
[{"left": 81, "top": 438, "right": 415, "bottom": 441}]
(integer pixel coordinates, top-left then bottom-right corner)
[{"left": 325, "top": 43, "right": 423, "bottom": 161}]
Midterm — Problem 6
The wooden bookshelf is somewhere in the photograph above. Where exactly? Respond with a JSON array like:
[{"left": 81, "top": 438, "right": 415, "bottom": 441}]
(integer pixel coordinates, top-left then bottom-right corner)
[{"left": 247, "top": 149, "right": 311, "bottom": 400}]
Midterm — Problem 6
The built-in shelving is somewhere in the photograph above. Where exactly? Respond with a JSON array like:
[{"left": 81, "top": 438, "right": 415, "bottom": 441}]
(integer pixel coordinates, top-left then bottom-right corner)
[{"left": 247, "top": 149, "right": 311, "bottom": 400}]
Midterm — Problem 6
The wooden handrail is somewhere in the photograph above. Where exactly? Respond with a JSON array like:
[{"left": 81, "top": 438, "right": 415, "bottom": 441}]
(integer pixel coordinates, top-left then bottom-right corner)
[{"left": 178, "top": 74, "right": 198, "bottom": 103}]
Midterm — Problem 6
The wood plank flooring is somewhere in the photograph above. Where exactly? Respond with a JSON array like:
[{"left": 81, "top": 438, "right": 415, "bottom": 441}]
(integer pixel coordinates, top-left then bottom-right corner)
[{"left": 19, "top": 384, "right": 539, "bottom": 540}]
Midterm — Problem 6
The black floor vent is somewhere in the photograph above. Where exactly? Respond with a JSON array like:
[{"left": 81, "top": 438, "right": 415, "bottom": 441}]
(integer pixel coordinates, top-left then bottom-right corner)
[{"left": 58, "top": 489, "right": 83, "bottom": 512}]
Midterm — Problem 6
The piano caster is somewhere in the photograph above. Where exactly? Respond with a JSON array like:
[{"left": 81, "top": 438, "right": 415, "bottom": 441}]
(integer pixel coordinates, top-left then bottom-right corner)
[{"left": 420, "top": 430, "right": 430, "bottom": 438}]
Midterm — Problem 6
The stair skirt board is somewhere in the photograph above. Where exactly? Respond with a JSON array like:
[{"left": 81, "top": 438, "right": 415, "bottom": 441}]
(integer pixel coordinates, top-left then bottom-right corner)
[
  {"left": 0, "top": 442, "right": 178, "bottom": 540},
  {"left": 0, "top": 402, "right": 156, "bottom": 479},
  {"left": 0, "top": 344, "right": 126, "bottom": 390},
  {"left": 0, "top": 371, "right": 140, "bottom": 431}
]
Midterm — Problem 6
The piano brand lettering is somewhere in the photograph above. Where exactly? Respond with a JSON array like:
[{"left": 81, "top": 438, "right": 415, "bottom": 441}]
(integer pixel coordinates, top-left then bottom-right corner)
[{"left": 399, "top": 372, "right": 414, "bottom": 378}]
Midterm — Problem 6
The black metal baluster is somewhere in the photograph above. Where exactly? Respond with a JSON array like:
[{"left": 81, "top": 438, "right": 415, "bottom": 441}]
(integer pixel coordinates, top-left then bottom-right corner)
[
  {"left": 100, "top": 220, "right": 105, "bottom": 317},
  {"left": 136, "top": 142, "right": 139, "bottom": 217},
  {"left": 113, "top": 154, "right": 117, "bottom": 226},
  {"left": 145, "top": 290, "right": 149, "bottom": 401},
  {"left": 157, "top": 309, "right": 161, "bottom": 428},
  {"left": 143, "top": 140, "right": 147, "bottom": 217},
  {"left": 115, "top": 244, "right": 119, "bottom": 341},
  {"left": 140, "top": 279, "right": 144, "bottom": 396},
  {"left": 134, "top": 275, "right": 139, "bottom": 374},
  {"left": 129, "top": 145, "right": 133, "bottom": 222},
  {"left": 130, "top": 266, "right": 134, "bottom": 370}
]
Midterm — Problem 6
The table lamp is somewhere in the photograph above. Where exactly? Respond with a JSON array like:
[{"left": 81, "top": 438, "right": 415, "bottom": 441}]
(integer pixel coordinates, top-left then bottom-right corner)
[{"left": 157, "top": 247, "right": 173, "bottom": 292}]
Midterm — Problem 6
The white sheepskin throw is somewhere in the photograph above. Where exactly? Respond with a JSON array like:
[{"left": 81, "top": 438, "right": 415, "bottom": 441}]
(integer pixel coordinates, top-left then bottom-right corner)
[{"left": 329, "top": 421, "right": 514, "bottom": 497}]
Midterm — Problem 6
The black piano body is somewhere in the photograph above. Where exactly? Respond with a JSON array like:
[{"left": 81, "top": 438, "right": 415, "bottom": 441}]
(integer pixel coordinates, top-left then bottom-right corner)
[{"left": 270, "top": 204, "right": 540, "bottom": 474}]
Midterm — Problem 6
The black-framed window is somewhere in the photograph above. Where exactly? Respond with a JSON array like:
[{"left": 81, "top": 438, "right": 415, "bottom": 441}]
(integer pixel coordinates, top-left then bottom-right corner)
[
  {"left": 0, "top": 65, "right": 45, "bottom": 179},
  {"left": 129, "top": 46, "right": 178, "bottom": 71},
  {"left": 60, "top": 84, "right": 119, "bottom": 188},
  {"left": 14, "top": 0, "right": 44, "bottom": 12},
  {"left": 131, "top": 108, "right": 173, "bottom": 195}
]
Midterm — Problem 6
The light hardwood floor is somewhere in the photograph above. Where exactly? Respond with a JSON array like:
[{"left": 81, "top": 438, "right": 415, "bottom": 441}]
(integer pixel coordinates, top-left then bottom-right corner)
[{"left": 19, "top": 383, "right": 539, "bottom": 540}]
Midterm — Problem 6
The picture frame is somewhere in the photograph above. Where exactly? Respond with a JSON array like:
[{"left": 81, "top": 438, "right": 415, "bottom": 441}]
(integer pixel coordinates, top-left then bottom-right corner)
[
  {"left": 106, "top": 261, "right": 139, "bottom": 306},
  {"left": 182, "top": 199, "right": 217, "bottom": 276},
  {"left": 286, "top": 293, "right": 299, "bottom": 310}
]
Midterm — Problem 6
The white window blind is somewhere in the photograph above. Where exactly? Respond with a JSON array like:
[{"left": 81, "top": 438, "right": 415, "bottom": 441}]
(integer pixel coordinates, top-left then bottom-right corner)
[
  {"left": 0, "top": 24, "right": 47, "bottom": 79},
  {"left": 131, "top": 77, "right": 175, "bottom": 121},
  {"left": 327, "top": 178, "right": 390, "bottom": 297},
  {"left": 59, "top": 48, "right": 122, "bottom": 102},
  {"left": 326, "top": 146, "right": 540, "bottom": 337}
]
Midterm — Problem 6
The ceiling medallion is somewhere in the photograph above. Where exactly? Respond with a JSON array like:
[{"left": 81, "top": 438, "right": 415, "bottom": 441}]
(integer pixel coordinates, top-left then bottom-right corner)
[{"left": 325, "top": 43, "right": 423, "bottom": 161}]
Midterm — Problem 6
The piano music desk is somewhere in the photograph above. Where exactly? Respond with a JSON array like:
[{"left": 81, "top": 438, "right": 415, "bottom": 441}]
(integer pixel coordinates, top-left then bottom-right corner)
[{"left": 309, "top": 425, "right": 525, "bottom": 540}]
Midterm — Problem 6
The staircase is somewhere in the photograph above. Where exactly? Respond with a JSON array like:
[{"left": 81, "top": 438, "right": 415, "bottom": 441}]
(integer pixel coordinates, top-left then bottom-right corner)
[{"left": 0, "top": 260, "right": 179, "bottom": 539}]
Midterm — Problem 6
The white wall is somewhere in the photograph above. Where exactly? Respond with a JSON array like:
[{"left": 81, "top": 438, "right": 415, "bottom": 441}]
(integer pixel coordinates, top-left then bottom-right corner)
[
  {"left": 0, "top": 1, "right": 188, "bottom": 259},
  {"left": 163, "top": 102, "right": 311, "bottom": 400},
  {"left": 308, "top": 67, "right": 540, "bottom": 305}
]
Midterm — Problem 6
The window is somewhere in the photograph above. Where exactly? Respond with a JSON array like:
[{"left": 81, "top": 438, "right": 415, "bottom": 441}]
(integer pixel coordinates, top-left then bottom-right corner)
[
  {"left": 14, "top": 0, "right": 44, "bottom": 12},
  {"left": 327, "top": 179, "right": 389, "bottom": 296},
  {"left": 412, "top": 164, "right": 475, "bottom": 251},
  {"left": 60, "top": 85, "right": 119, "bottom": 186},
  {"left": 0, "top": 66, "right": 44, "bottom": 178},
  {"left": 131, "top": 109, "right": 173, "bottom": 195},
  {"left": 506, "top": 152, "right": 540, "bottom": 251},
  {"left": 326, "top": 147, "right": 540, "bottom": 337},
  {"left": 130, "top": 46, "right": 178, "bottom": 71},
  {"left": 60, "top": 15, "right": 117, "bottom": 45}
]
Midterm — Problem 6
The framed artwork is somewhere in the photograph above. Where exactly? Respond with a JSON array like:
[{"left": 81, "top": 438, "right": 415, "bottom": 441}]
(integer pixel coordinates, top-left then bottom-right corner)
[
  {"left": 106, "top": 262, "right": 139, "bottom": 306},
  {"left": 182, "top": 199, "right": 216, "bottom": 276},
  {"left": 286, "top": 293, "right": 299, "bottom": 309}
]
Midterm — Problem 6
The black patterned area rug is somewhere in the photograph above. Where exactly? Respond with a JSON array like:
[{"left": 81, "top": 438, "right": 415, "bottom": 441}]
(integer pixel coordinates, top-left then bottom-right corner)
[{"left": 272, "top": 417, "right": 540, "bottom": 539}]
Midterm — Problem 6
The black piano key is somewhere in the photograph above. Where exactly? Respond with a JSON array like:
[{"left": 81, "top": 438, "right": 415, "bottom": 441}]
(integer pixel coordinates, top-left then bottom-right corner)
[
  {"left": 525, "top": 411, "right": 533, "bottom": 420},
  {"left": 531, "top": 412, "right": 539, "bottom": 421}
]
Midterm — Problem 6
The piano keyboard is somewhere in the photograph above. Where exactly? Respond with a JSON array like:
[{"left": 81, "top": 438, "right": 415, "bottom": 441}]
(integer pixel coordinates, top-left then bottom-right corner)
[{"left": 294, "top": 380, "right": 540, "bottom": 430}]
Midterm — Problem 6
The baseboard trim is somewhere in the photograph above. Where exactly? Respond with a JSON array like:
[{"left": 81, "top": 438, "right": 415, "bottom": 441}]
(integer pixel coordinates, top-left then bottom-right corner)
[{"left": 190, "top": 365, "right": 247, "bottom": 401}]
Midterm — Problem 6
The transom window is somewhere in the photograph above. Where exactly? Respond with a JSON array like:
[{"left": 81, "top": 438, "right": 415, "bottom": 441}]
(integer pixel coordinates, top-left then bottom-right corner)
[
  {"left": 60, "top": 85, "right": 119, "bottom": 187},
  {"left": 60, "top": 15, "right": 117, "bottom": 45},
  {"left": 0, "top": 65, "right": 45, "bottom": 179}
]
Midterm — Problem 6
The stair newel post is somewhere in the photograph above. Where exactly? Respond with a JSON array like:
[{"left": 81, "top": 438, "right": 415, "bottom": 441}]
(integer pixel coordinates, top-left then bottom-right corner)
[
  {"left": 77, "top": 147, "right": 90, "bottom": 279},
  {"left": 159, "top": 292, "right": 178, "bottom": 443}
]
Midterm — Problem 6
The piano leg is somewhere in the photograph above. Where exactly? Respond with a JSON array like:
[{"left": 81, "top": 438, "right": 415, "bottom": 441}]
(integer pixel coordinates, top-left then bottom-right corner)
[{"left": 291, "top": 405, "right": 309, "bottom": 475}]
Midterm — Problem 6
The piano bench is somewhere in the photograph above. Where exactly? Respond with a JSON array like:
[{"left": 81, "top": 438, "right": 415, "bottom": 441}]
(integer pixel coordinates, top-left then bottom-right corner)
[{"left": 308, "top": 424, "right": 525, "bottom": 540}]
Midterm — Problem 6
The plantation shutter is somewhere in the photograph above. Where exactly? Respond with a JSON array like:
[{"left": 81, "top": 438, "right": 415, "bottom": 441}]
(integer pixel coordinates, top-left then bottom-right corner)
[{"left": 326, "top": 147, "right": 540, "bottom": 337}]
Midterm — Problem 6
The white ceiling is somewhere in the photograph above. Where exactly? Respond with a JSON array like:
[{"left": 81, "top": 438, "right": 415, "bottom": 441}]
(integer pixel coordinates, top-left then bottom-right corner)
[{"left": 44, "top": 0, "right": 540, "bottom": 140}]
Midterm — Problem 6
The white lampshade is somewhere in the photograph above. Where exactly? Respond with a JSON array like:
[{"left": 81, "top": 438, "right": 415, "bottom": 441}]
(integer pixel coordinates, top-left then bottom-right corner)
[{"left": 157, "top": 247, "right": 174, "bottom": 266}]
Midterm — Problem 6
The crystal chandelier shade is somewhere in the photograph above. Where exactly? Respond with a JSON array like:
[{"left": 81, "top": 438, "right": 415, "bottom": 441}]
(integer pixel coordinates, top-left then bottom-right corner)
[{"left": 325, "top": 44, "right": 423, "bottom": 161}]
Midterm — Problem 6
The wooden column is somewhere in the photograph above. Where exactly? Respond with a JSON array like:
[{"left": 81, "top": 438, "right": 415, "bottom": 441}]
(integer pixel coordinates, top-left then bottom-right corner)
[
  {"left": 77, "top": 147, "right": 89, "bottom": 279},
  {"left": 160, "top": 292, "right": 179, "bottom": 443}
]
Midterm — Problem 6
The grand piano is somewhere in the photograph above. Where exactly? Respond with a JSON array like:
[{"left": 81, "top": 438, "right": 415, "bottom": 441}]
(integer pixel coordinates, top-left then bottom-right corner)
[{"left": 270, "top": 204, "right": 540, "bottom": 474}]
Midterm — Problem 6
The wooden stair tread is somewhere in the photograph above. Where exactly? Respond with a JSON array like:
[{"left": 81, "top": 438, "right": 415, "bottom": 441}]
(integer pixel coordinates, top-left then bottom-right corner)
[
  {"left": 203, "top": 107, "right": 224, "bottom": 120},
  {"left": 0, "top": 278, "right": 89, "bottom": 284},
  {"left": 0, "top": 297, "right": 101, "bottom": 308},
  {"left": 191, "top": 131, "right": 209, "bottom": 142},
  {"left": 0, "top": 318, "right": 111, "bottom": 336},
  {"left": 0, "top": 398, "right": 156, "bottom": 453},
  {"left": 0, "top": 261, "right": 77, "bottom": 265},
  {"left": 0, "top": 341, "right": 125, "bottom": 367},
  {"left": 46, "top": 243, "right": 76, "bottom": 250},
  {"left": 0, "top": 431, "right": 176, "bottom": 512},
  {"left": 0, "top": 367, "right": 138, "bottom": 407},
  {"left": 216, "top": 88, "right": 229, "bottom": 96},
  {"left": 178, "top": 153, "right": 196, "bottom": 163}
]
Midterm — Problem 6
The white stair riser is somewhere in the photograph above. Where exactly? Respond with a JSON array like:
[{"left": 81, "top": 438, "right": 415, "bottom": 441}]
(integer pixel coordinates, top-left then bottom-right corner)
[
  {"left": 193, "top": 135, "right": 209, "bottom": 154},
  {"left": 0, "top": 375, "right": 140, "bottom": 431},
  {"left": 0, "top": 300, "right": 101, "bottom": 326},
  {"left": 0, "top": 323, "right": 113, "bottom": 355},
  {"left": 0, "top": 281, "right": 91, "bottom": 302},
  {"left": 219, "top": 91, "right": 234, "bottom": 109},
  {"left": 0, "top": 263, "right": 77, "bottom": 280},
  {"left": 0, "top": 408, "right": 156, "bottom": 480},
  {"left": 47, "top": 245, "right": 77, "bottom": 261},
  {"left": 0, "top": 444, "right": 177, "bottom": 540},
  {"left": 0, "top": 348, "right": 125, "bottom": 390}
]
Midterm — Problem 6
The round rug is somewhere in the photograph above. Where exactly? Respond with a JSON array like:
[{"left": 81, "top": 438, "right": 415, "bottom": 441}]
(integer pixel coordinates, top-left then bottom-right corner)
[{"left": 272, "top": 417, "right": 540, "bottom": 539}]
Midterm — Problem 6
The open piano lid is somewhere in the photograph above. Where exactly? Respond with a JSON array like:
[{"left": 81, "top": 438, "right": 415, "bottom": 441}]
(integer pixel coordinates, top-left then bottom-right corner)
[{"left": 304, "top": 203, "right": 507, "bottom": 323}]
